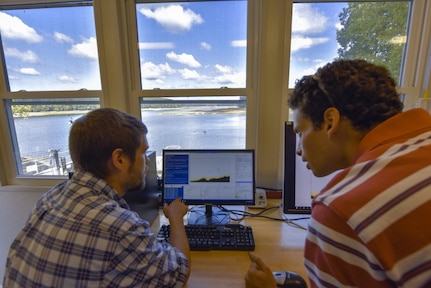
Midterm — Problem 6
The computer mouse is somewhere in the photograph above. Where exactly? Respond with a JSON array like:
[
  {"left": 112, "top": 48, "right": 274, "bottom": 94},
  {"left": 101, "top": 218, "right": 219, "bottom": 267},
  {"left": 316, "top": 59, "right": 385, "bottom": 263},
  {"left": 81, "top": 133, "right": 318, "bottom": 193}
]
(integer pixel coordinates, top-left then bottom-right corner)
[{"left": 273, "top": 271, "right": 307, "bottom": 288}]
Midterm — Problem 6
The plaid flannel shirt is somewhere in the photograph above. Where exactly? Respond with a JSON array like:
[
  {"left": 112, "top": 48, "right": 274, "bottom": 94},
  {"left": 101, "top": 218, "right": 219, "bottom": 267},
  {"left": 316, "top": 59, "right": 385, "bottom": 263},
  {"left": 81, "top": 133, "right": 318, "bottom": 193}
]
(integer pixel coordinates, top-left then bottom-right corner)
[{"left": 3, "top": 170, "right": 189, "bottom": 288}]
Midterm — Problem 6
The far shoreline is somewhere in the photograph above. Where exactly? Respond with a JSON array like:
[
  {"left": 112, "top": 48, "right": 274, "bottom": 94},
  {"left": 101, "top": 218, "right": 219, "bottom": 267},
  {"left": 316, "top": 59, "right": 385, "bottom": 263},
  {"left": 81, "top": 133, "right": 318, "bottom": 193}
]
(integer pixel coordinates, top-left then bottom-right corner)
[{"left": 15, "top": 107, "right": 246, "bottom": 118}]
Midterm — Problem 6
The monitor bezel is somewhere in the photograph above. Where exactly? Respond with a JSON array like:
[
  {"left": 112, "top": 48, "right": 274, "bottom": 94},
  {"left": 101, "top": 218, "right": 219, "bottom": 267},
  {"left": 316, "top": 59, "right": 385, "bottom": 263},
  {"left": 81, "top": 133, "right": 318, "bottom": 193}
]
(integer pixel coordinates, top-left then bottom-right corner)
[
  {"left": 283, "top": 121, "right": 312, "bottom": 214},
  {"left": 162, "top": 149, "right": 256, "bottom": 206}
]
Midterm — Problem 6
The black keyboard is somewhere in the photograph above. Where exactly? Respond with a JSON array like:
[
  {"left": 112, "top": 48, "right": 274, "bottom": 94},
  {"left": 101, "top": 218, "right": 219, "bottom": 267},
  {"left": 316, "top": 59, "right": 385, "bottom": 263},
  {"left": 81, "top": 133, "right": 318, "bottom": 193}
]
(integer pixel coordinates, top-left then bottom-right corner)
[{"left": 157, "top": 224, "right": 255, "bottom": 251}]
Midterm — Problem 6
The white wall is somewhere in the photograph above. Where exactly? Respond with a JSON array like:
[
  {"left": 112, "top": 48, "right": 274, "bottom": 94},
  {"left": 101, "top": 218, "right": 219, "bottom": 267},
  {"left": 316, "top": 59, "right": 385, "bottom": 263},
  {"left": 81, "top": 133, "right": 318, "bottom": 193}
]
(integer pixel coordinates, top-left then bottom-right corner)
[{"left": 0, "top": 187, "right": 48, "bottom": 282}]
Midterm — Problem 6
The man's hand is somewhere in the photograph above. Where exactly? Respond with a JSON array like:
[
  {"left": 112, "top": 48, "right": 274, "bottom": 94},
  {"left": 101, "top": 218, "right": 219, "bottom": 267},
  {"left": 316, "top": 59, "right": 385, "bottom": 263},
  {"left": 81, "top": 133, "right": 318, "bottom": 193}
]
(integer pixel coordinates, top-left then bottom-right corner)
[
  {"left": 245, "top": 252, "right": 277, "bottom": 288},
  {"left": 163, "top": 198, "right": 188, "bottom": 219}
]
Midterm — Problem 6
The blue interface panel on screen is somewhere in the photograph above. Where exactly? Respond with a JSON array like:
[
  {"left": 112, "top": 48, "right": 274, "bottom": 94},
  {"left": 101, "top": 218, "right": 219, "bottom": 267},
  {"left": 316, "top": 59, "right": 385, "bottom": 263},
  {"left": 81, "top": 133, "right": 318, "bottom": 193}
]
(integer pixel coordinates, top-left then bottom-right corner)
[{"left": 162, "top": 149, "right": 255, "bottom": 225}]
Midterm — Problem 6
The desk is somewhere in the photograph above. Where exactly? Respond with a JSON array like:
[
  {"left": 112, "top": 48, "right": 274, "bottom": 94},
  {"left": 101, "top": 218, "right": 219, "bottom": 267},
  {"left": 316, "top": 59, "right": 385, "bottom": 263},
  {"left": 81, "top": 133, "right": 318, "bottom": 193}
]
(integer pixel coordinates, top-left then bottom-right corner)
[{"left": 151, "top": 199, "right": 310, "bottom": 288}]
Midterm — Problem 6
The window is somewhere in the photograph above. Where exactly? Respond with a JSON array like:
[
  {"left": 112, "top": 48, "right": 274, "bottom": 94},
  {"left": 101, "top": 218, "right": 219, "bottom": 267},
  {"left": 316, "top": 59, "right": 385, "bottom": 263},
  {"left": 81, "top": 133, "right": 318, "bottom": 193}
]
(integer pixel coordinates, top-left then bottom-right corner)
[
  {"left": 0, "top": 0, "right": 429, "bottom": 188},
  {"left": 135, "top": 1, "right": 247, "bottom": 89},
  {"left": 0, "top": 2, "right": 101, "bottom": 178},
  {"left": 288, "top": 1, "right": 410, "bottom": 87},
  {"left": 133, "top": 0, "right": 250, "bottom": 171},
  {"left": 6, "top": 98, "right": 99, "bottom": 176},
  {"left": 0, "top": 3, "right": 100, "bottom": 91}
]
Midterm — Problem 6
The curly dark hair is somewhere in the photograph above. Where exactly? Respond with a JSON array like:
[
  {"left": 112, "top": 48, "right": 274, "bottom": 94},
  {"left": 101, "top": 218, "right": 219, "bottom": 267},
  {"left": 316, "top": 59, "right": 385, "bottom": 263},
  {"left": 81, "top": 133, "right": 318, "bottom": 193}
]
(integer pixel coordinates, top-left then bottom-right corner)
[{"left": 288, "top": 59, "right": 403, "bottom": 131}]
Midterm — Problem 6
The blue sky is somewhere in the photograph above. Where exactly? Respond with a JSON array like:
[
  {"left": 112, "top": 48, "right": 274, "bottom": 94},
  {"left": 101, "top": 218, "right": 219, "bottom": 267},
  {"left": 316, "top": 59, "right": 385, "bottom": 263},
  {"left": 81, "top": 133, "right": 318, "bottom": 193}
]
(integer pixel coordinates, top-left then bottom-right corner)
[
  {"left": 289, "top": 2, "right": 347, "bottom": 87},
  {"left": 0, "top": 5, "right": 99, "bottom": 91},
  {"left": 0, "top": 1, "right": 347, "bottom": 91},
  {"left": 136, "top": 1, "right": 247, "bottom": 89}
]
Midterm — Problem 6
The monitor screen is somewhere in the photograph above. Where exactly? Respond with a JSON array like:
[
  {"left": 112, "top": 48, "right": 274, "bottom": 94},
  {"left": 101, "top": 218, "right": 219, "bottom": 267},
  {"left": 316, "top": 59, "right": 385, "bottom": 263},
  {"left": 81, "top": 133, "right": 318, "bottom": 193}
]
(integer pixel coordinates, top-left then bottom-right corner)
[
  {"left": 162, "top": 149, "right": 255, "bottom": 224},
  {"left": 283, "top": 121, "right": 333, "bottom": 214}
]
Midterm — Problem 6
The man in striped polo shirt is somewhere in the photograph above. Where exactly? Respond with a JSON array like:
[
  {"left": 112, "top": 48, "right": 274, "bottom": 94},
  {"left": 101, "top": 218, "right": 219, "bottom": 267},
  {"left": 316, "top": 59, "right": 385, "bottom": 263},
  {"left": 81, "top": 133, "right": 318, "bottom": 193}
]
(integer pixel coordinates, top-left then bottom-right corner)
[{"left": 245, "top": 59, "right": 431, "bottom": 287}]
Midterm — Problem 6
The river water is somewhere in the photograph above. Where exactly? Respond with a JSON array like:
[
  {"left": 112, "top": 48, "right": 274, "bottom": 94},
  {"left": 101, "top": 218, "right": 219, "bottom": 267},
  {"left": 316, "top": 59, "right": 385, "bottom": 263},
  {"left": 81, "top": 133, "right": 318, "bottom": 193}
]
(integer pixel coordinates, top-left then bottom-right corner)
[{"left": 14, "top": 109, "right": 246, "bottom": 163}]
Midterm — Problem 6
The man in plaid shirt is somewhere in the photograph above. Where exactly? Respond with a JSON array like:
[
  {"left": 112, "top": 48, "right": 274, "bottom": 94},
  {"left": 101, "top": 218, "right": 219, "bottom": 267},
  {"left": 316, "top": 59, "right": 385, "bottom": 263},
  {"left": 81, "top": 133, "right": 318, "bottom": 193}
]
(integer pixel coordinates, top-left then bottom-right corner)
[{"left": 3, "top": 108, "right": 190, "bottom": 287}]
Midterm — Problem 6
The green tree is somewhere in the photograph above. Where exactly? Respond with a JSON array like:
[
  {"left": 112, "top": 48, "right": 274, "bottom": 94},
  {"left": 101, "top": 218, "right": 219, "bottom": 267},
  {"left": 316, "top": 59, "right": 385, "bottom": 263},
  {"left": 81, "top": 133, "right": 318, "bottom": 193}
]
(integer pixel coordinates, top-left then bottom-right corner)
[
  {"left": 336, "top": 2, "right": 410, "bottom": 81},
  {"left": 12, "top": 105, "right": 31, "bottom": 118}
]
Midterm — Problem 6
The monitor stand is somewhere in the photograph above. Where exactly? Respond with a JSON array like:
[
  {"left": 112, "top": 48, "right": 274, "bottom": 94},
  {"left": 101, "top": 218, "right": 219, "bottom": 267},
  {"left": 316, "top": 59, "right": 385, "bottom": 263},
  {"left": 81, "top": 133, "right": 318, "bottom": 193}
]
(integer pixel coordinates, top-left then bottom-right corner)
[{"left": 188, "top": 204, "right": 229, "bottom": 225}]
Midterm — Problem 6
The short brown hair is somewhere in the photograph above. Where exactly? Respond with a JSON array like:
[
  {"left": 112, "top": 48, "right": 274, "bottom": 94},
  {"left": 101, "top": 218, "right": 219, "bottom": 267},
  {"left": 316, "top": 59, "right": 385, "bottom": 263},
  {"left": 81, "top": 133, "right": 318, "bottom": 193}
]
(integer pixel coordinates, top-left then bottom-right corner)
[
  {"left": 288, "top": 59, "right": 403, "bottom": 131},
  {"left": 69, "top": 108, "right": 148, "bottom": 178}
]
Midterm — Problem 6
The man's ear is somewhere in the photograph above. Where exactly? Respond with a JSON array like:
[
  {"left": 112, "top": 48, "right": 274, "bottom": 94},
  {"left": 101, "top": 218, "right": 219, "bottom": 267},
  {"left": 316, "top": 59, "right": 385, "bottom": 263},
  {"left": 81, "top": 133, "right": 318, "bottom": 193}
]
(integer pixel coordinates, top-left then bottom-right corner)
[
  {"left": 323, "top": 107, "right": 341, "bottom": 137},
  {"left": 110, "top": 148, "right": 127, "bottom": 171}
]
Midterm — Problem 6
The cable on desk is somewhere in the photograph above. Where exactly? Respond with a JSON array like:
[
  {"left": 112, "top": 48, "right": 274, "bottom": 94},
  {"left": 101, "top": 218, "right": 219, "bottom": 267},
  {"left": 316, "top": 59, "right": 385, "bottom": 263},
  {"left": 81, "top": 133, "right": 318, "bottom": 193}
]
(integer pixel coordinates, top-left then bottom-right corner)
[
  {"left": 217, "top": 205, "right": 310, "bottom": 231},
  {"left": 218, "top": 205, "right": 279, "bottom": 221},
  {"left": 284, "top": 219, "right": 308, "bottom": 230},
  {"left": 187, "top": 206, "right": 232, "bottom": 225},
  {"left": 277, "top": 206, "right": 309, "bottom": 230},
  {"left": 184, "top": 205, "right": 310, "bottom": 230}
]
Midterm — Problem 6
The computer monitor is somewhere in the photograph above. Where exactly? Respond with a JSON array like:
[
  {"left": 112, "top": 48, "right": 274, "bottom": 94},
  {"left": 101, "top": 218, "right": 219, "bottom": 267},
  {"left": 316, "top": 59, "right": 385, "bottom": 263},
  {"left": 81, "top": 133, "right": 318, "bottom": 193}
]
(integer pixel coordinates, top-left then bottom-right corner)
[
  {"left": 162, "top": 149, "right": 255, "bottom": 225},
  {"left": 283, "top": 121, "right": 334, "bottom": 214}
]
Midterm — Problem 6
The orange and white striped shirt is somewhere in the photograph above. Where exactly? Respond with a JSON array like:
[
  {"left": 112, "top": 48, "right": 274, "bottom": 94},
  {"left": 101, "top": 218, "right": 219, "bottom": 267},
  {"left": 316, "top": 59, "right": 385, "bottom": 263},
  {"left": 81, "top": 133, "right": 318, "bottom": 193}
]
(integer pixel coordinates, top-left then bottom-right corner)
[{"left": 305, "top": 108, "right": 431, "bottom": 287}]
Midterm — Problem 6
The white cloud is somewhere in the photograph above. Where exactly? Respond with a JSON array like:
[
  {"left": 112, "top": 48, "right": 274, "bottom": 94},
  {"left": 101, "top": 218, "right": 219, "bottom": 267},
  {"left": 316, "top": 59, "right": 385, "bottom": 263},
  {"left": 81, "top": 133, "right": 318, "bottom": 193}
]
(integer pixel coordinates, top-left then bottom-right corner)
[
  {"left": 303, "top": 67, "right": 319, "bottom": 76},
  {"left": 231, "top": 40, "right": 246, "bottom": 48},
  {"left": 141, "top": 61, "right": 175, "bottom": 80},
  {"left": 19, "top": 68, "right": 40, "bottom": 75},
  {"left": 58, "top": 75, "right": 77, "bottom": 83},
  {"left": 139, "top": 4, "right": 203, "bottom": 33},
  {"left": 166, "top": 51, "right": 201, "bottom": 68},
  {"left": 5, "top": 48, "right": 39, "bottom": 63},
  {"left": 54, "top": 32, "right": 74, "bottom": 44},
  {"left": 215, "top": 64, "right": 233, "bottom": 74},
  {"left": 292, "top": 4, "right": 328, "bottom": 34},
  {"left": 68, "top": 37, "right": 98, "bottom": 61},
  {"left": 213, "top": 72, "right": 244, "bottom": 85},
  {"left": 201, "top": 42, "right": 211, "bottom": 51},
  {"left": 291, "top": 36, "right": 329, "bottom": 52},
  {"left": 0, "top": 12, "right": 43, "bottom": 43},
  {"left": 139, "top": 42, "right": 175, "bottom": 49},
  {"left": 289, "top": 62, "right": 328, "bottom": 88},
  {"left": 179, "top": 68, "right": 200, "bottom": 80}
]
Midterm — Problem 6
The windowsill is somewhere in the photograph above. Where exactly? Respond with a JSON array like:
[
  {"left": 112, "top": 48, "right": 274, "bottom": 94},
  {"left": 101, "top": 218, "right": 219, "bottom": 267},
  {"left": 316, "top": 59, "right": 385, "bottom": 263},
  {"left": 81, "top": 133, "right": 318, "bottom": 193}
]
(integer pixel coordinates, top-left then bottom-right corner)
[{"left": 0, "top": 185, "right": 51, "bottom": 193}]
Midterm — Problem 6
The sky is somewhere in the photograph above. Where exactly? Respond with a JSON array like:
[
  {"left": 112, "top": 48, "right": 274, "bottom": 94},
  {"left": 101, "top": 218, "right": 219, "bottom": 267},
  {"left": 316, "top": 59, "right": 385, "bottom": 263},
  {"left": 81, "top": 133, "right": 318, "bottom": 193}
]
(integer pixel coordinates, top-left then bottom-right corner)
[
  {"left": 289, "top": 2, "right": 347, "bottom": 87},
  {"left": 0, "top": 1, "right": 348, "bottom": 92},
  {"left": 0, "top": 5, "right": 99, "bottom": 91}
]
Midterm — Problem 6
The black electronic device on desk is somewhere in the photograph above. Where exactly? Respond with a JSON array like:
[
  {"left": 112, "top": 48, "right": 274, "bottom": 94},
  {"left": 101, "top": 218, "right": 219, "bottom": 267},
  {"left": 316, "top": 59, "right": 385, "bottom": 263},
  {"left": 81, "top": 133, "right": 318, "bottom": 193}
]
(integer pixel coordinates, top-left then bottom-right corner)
[
  {"left": 157, "top": 223, "right": 255, "bottom": 251},
  {"left": 283, "top": 122, "right": 334, "bottom": 214},
  {"left": 273, "top": 271, "right": 307, "bottom": 288},
  {"left": 124, "top": 150, "right": 161, "bottom": 224},
  {"left": 162, "top": 149, "right": 256, "bottom": 225}
]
